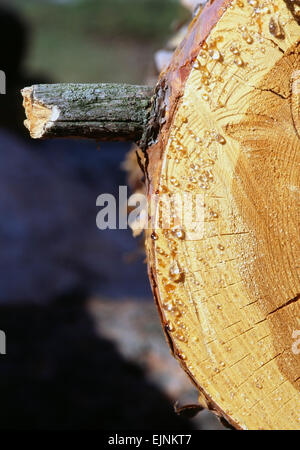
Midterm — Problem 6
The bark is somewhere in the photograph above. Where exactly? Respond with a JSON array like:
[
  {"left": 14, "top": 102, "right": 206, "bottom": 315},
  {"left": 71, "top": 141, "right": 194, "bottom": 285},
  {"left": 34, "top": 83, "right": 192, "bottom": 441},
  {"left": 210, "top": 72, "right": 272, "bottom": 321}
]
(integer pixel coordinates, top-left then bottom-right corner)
[{"left": 21, "top": 83, "right": 154, "bottom": 142}]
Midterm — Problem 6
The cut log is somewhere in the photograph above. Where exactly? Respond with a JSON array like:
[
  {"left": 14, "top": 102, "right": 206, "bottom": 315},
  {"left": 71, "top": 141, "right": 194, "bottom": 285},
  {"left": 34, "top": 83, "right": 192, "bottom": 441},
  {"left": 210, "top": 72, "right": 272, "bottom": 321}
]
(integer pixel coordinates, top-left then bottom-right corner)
[
  {"left": 20, "top": 0, "right": 300, "bottom": 431},
  {"left": 144, "top": 0, "right": 300, "bottom": 430},
  {"left": 21, "top": 83, "right": 153, "bottom": 141}
]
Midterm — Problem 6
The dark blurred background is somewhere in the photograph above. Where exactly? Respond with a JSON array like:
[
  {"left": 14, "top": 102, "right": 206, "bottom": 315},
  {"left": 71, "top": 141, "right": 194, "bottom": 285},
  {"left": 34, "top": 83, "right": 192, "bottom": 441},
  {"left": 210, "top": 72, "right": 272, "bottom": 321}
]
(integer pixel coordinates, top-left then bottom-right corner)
[{"left": 0, "top": 0, "right": 223, "bottom": 430}]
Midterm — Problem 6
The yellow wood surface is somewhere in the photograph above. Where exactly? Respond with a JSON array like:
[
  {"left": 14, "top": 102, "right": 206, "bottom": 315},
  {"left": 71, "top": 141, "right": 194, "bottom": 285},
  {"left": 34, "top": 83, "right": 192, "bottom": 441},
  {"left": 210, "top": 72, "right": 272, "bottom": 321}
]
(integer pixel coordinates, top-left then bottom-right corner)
[{"left": 146, "top": 0, "right": 300, "bottom": 430}]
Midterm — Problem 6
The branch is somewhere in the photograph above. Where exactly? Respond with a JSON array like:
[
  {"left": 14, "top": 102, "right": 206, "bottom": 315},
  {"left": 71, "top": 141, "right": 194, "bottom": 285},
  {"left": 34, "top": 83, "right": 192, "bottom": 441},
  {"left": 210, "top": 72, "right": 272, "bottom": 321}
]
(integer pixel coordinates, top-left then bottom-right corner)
[{"left": 21, "top": 83, "right": 154, "bottom": 142}]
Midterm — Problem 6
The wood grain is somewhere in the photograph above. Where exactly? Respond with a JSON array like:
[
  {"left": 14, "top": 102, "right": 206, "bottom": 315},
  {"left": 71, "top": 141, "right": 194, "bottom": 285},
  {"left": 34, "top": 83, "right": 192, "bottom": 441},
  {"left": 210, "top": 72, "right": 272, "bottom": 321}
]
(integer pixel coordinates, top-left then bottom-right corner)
[{"left": 145, "top": 0, "right": 300, "bottom": 430}]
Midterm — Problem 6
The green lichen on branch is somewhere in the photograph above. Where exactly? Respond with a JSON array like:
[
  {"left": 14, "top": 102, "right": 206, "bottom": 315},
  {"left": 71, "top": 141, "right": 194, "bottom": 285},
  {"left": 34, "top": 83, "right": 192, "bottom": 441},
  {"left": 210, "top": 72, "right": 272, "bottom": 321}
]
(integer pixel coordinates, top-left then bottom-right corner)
[{"left": 22, "top": 83, "right": 154, "bottom": 142}]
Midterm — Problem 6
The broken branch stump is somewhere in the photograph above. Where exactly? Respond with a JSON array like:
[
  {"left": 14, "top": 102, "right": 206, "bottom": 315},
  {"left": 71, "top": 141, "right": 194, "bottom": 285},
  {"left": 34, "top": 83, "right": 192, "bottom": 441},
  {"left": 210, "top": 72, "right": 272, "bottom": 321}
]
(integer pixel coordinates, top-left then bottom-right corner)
[{"left": 21, "top": 83, "right": 154, "bottom": 141}]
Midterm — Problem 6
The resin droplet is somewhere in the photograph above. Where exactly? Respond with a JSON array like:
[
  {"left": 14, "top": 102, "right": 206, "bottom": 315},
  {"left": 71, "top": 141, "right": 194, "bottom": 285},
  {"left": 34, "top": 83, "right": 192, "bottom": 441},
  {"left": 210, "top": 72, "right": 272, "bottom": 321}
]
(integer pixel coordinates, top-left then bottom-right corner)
[
  {"left": 165, "top": 283, "right": 176, "bottom": 293},
  {"left": 175, "top": 331, "right": 187, "bottom": 342},
  {"left": 169, "top": 260, "right": 185, "bottom": 283},
  {"left": 170, "top": 176, "right": 179, "bottom": 187},
  {"left": 216, "top": 134, "right": 226, "bottom": 144},
  {"left": 230, "top": 45, "right": 240, "bottom": 55},
  {"left": 208, "top": 49, "right": 221, "bottom": 61},
  {"left": 176, "top": 320, "right": 186, "bottom": 329},
  {"left": 269, "top": 17, "right": 284, "bottom": 39},
  {"left": 172, "top": 228, "right": 186, "bottom": 240},
  {"left": 163, "top": 301, "right": 175, "bottom": 312},
  {"left": 210, "top": 210, "right": 219, "bottom": 219},
  {"left": 151, "top": 231, "right": 158, "bottom": 240},
  {"left": 172, "top": 307, "right": 182, "bottom": 318},
  {"left": 242, "top": 32, "right": 253, "bottom": 44},
  {"left": 165, "top": 321, "right": 175, "bottom": 332},
  {"left": 234, "top": 57, "right": 244, "bottom": 67}
]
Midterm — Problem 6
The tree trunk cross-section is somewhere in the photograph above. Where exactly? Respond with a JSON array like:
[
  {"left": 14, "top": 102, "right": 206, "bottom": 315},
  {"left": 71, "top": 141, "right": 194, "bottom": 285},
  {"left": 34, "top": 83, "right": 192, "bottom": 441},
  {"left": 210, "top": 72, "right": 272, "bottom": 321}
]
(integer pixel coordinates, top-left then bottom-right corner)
[
  {"left": 22, "top": 83, "right": 153, "bottom": 141},
  {"left": 144, "top": 0, "right": 300, "bottom": 430},
  {"left": 21, "top": 0, "right": 300, "bottom": 431}
]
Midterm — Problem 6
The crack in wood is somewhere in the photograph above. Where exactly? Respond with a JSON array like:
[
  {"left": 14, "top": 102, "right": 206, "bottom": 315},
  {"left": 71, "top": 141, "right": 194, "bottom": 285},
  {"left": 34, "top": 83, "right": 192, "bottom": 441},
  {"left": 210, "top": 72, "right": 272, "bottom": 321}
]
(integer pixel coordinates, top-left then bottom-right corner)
[{"left": 267, "top": 293, "right": 300, "bottom": 316}]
